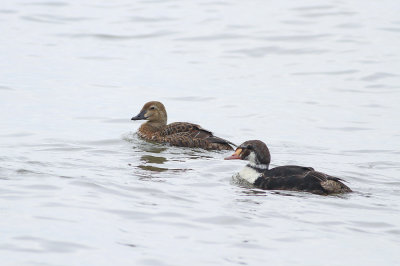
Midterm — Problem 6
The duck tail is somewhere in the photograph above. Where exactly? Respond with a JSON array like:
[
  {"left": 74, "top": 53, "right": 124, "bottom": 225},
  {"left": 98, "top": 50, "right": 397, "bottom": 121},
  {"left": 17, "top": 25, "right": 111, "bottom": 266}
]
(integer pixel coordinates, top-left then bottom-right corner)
[
  {"left": 208, "top": 136, "right": 237, "bottom": 148},
  {"left": 321, "top": 179, "right": 352, "bottom": 194}
]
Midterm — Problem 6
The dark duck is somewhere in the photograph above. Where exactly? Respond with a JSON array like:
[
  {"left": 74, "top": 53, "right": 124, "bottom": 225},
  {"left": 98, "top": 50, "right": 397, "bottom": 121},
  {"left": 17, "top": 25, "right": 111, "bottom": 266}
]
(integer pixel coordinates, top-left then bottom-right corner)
[
  {"left": 131, "top": 101, "right": 235, "bottom": 150},
  {"left": 225, "top": 140, "right": 352, "bottom": 195}
]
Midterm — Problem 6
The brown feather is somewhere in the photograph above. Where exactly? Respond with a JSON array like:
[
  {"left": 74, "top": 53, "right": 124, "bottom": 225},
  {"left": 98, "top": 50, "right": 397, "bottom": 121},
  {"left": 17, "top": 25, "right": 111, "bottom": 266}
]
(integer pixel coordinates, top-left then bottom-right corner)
[{"left": 132, "top": 101, "right": 234, "bottom": 150}]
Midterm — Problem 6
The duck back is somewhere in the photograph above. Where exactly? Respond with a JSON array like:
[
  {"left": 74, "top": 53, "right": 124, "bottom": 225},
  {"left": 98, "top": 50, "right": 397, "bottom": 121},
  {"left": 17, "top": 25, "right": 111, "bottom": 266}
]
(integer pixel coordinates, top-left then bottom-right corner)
[
  {"left": 254, "top": 166, "right": 352, "bottom": 195},
  {"left": 139, "top": 122, "right": 233, "bottom": 150}
]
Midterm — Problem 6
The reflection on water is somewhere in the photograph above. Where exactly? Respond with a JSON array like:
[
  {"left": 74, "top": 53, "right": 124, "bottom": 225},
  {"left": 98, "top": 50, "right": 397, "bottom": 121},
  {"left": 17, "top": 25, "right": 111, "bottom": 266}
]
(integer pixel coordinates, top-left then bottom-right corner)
[
  {"left": 1, "top": 0, "right": 400, "bottom": 265},
  {"left": 141, "top": 155, "right": 168, "bottom": 164},
  {"left": 137, "top": 165, "right": 168, "bottom": 172}
]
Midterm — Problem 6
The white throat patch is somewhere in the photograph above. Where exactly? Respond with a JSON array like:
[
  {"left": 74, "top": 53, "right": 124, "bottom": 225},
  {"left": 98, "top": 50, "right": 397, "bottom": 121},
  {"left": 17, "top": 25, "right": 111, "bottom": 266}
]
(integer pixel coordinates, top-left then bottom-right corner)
[{"left": 238, "top": 166, "right": 261, "bottom": 184}]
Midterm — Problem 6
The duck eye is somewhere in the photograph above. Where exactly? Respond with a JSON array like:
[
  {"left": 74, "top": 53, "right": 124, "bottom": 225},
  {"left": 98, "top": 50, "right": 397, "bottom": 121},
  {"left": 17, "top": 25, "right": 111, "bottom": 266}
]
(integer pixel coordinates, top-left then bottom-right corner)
[
  {"left": 246, "top": 145, "right": 253, "bottom": 150},
  {"left": 149, "top": 106, "right": 155, "bottom": 110}
]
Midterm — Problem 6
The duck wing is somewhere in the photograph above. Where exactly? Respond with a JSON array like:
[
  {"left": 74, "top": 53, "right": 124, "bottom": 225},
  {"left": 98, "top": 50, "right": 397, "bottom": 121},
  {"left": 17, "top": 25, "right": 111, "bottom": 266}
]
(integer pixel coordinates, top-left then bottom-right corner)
[
  {"left": 160, "top": 122, "right": 235, "bottom": 149},
  {"left": 264, "top": 165, "right": 314, "bottom": 177},
  {"left": 161, "top": 122, "right": 211, "bottom": 136},
  {"left": 255, "top": 166, "right": 315, "bottom": 190},
  {"left": 255, "top": 166, "right": 351, "bottom": 194}
]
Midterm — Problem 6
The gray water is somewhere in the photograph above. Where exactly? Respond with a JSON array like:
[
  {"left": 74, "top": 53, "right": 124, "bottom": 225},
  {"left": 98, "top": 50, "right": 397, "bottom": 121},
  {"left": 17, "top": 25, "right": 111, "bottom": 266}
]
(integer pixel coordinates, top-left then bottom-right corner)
[{"left": 1, "top": 0, "right": 400, "bottom": 265}]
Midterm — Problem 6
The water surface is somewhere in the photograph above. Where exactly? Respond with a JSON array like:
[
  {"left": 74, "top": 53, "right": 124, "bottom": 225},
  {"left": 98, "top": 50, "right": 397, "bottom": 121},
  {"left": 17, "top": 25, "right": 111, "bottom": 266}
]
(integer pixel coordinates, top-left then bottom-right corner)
[{"left": 1, "top": 0, "right": 400, "bottom": 265}]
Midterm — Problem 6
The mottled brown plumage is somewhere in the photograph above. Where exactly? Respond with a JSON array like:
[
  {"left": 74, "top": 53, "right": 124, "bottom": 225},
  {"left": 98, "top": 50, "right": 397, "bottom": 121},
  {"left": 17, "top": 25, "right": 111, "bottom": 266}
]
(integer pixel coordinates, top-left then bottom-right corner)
[
  {"left": 225, "top": 140, "right": 352, "bottom": 195},
  {"left": 131, "top": 101, "right": 234, "bottom": 150}
]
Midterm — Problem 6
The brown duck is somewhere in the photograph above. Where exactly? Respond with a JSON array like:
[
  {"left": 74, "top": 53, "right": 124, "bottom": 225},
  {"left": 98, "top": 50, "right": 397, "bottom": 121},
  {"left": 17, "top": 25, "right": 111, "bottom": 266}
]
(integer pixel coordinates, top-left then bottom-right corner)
[
  {"left": 225, "top": 140, "right": 352, "bottom": 195},
  {"left": 131, "top": 101, "right": 235, "bottom": 150}
]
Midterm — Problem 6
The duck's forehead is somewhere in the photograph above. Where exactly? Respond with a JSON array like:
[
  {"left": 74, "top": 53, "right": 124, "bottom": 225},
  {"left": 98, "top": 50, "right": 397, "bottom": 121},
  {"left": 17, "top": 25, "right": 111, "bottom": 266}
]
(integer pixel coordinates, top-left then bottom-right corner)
[
  {"left": 242, "top": 140, "right": 258, "bottom": 147},
  {"left": 242, "top": 140, "right": 252, "bottom": 146},
  {"left": 143, "top": 101, "right": 161, "bottom": 109},
  {"left": 143, "top": 102, "right": 153, "bottom": 109}
]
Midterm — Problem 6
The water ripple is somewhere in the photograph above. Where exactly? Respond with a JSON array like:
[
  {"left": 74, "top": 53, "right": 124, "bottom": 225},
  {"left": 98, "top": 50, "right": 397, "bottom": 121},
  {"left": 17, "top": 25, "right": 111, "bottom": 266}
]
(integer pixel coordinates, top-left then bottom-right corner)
[
  {"left": 230, "top": 46, "right": 328, "bottom": 57},
  {"left": 0, "top": 9, "right": 18, "bottom": 14},
  {"left": 2, "top": 0, "right": 400, "bottom": 264},
  {"left": 293, "top": 69, "right": 358, "bottom": 75},
  {"left": 21, "top": 14, "right": 91, "bottom": 24},
  {"left": 380, "top": 27, "right": 400, "bottom": 33},
  {"left": 299, "top": 11, "right": 357, "bottom": 18},
  {"left": 0, "top": 85, "right": 14, "bottom": 90},
  {"left": 2, "top": 236, "right": 91, "bottom": 253},
  {"left": 60, "top": 31, "right": 176, "bottom": 40},
  {"left": 290, "top": 5, "right": 335, "bottom": 11},
  {"left": 259, "top": 34, "right": 331, "bottom": 42},
  {"left": 130, "top": 16, "right": 177, "bottom": 23},
  {"left": 177, "top": 33, "right": 247, "bottom": 41},
  {"left": 167, "top": 96, "right": 215, "bottom": 102},
  {"left": 24, "top": 1, "right": 68, "bottom": 7},
  {"left": 361, "top": 72, "right": 398, "bottom": 82}
]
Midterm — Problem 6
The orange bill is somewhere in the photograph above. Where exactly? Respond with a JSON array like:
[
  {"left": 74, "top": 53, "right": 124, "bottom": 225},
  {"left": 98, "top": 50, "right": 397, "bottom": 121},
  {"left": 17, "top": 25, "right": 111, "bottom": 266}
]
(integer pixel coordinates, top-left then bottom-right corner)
[{"left": 224, "top": 148, "right": 242, "bottom": 160}]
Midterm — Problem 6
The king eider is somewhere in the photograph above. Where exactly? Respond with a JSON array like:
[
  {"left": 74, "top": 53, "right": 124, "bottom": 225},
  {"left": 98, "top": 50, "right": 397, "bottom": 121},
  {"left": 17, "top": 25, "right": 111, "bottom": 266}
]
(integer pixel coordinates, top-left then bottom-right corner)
[
  {"left": 131, "top": 101, "right": 235, "bottom": 150},
  {"left": 225, "top": 140, "right": 352, "bottom": 195}
]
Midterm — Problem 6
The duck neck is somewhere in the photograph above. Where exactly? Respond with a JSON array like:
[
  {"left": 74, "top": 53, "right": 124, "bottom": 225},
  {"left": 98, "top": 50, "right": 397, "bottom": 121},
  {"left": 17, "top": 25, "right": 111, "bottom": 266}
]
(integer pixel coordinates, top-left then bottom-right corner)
[
  {"left": 143, "top": 121, "right": 166, "bottom": 132},
  {"left": 246, "top": 162, "right": 269, "bottom": 173}
]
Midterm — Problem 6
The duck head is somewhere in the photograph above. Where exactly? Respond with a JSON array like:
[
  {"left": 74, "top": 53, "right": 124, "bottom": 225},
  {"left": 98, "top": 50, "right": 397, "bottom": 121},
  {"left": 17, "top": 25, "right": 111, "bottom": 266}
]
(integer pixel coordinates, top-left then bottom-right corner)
[
  {"left": 225, "top": 140, "right": 271, "bottom": 169},
  {"left": 131, "top": 101, "right": 168, "bottom": 125}
]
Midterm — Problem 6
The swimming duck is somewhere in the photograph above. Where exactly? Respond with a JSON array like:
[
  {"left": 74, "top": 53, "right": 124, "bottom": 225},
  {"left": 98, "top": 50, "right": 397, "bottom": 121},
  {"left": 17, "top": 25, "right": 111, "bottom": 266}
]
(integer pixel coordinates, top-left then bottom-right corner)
[
  {"left": 131, "top": 101, "right": 235, "bottom": 150},
  {"left": 225, "top": 140, "right": 352, "bottom": 195}
]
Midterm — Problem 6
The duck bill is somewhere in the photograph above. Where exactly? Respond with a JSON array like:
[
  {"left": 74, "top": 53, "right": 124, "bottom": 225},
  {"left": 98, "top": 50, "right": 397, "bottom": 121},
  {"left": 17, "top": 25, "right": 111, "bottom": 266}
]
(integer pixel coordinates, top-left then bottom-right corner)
[
  {"left": 224, "top": 148, "right": 242, "bottom": 160},
  {"left": 131, "top": 110, "right": 147, "bottom": 120}
]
